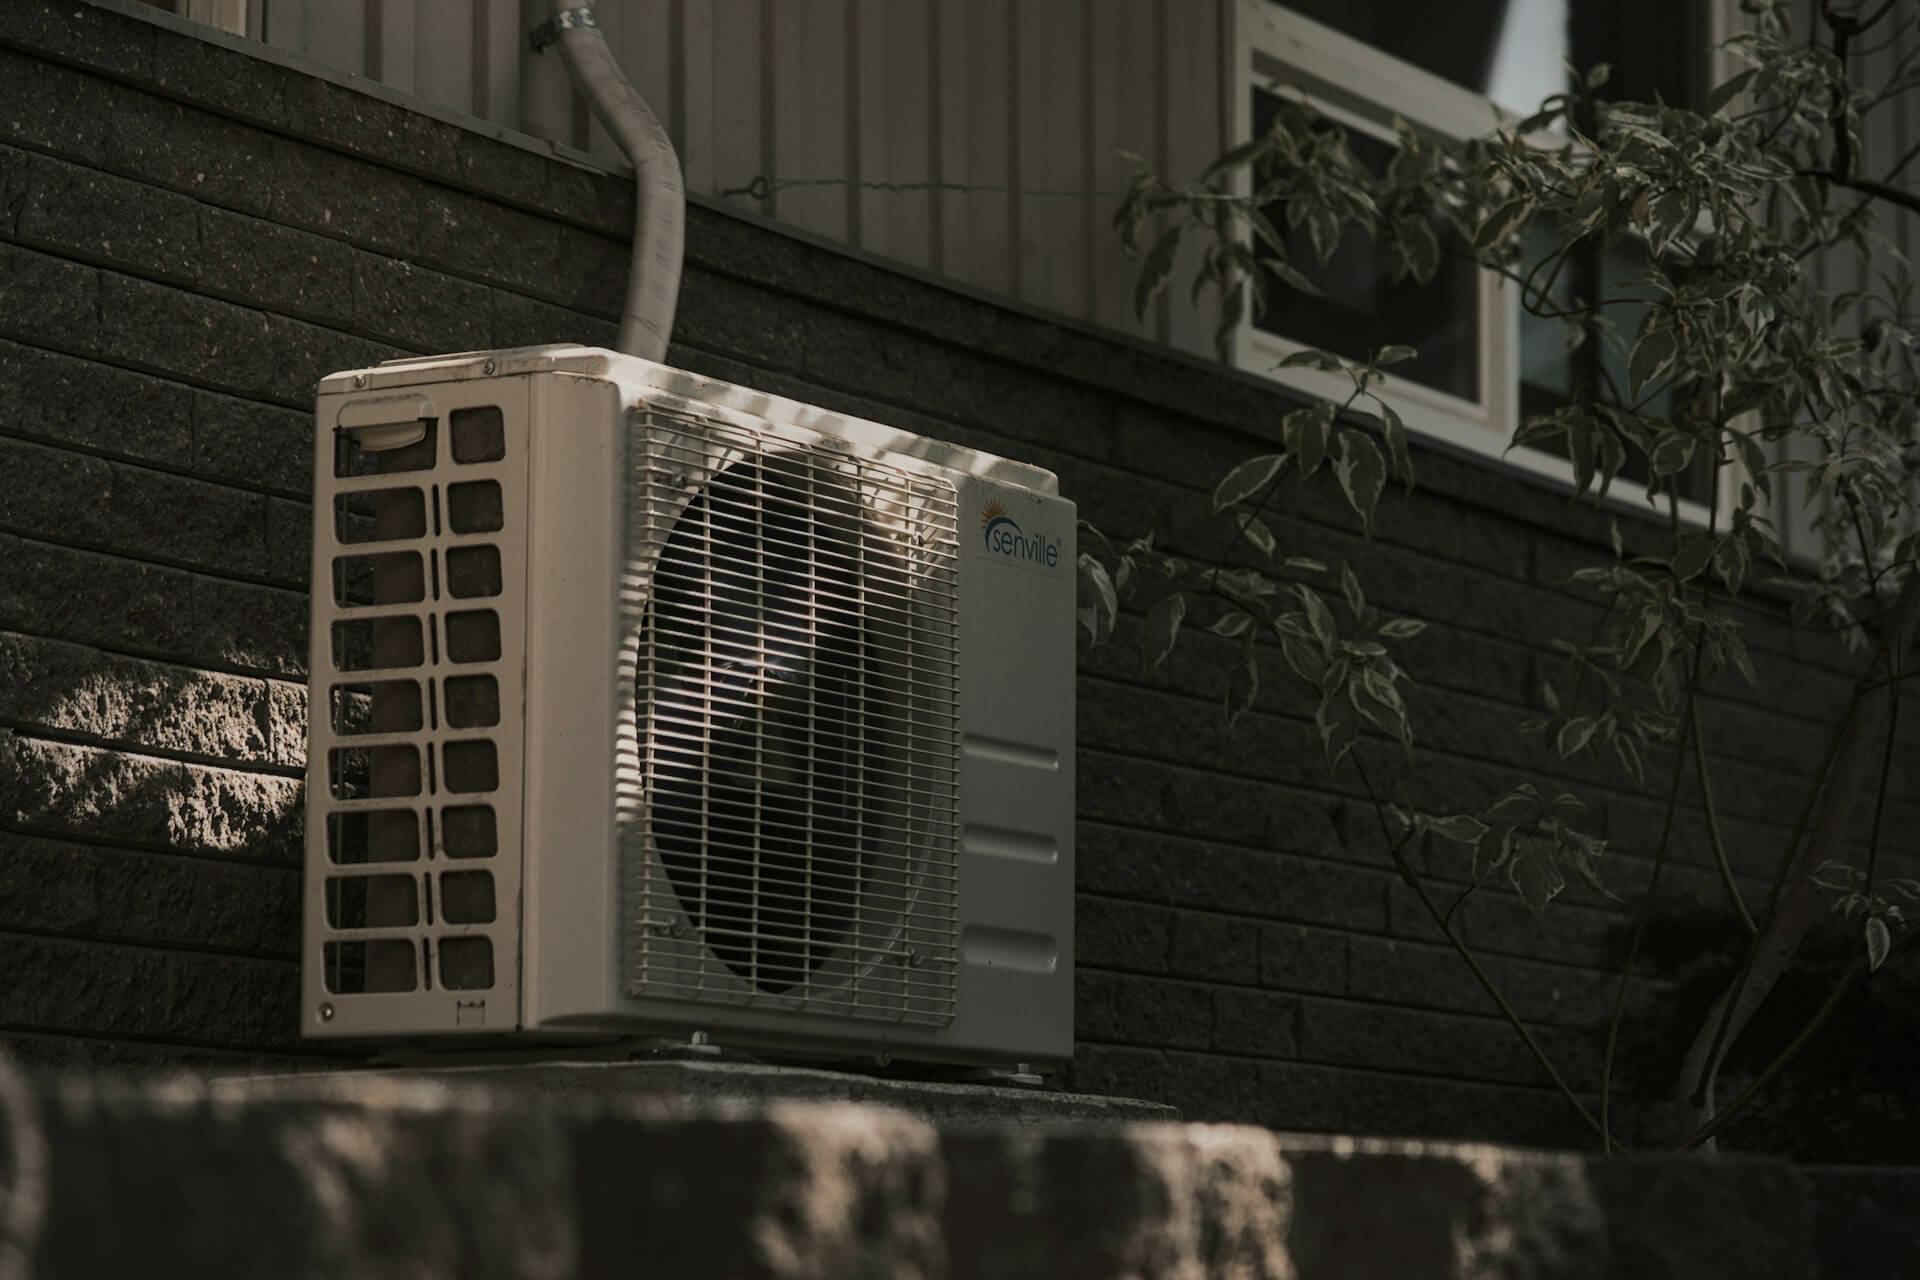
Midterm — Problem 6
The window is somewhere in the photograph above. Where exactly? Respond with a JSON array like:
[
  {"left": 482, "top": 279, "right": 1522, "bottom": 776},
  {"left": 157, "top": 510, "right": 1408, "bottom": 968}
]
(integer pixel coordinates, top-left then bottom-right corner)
[
  {"left": 1231, "top": 0, "right": 1736, "bottom": 520},
  {"left": 134, "top": 0, "right": 252, "bottom": 38}
]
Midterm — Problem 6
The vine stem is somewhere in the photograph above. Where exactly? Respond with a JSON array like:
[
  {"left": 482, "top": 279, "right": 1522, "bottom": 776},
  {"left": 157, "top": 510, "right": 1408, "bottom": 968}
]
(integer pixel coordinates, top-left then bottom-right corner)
[
  {"left": 1348, "top": 749, "right": 1611, "bottom": 1144},
  {"left": 1691, "top": 699, "right": 1757, "bottom": 936},
  {"left": 1601, "top": 649, "right": 1704, "bottom": 1154}
]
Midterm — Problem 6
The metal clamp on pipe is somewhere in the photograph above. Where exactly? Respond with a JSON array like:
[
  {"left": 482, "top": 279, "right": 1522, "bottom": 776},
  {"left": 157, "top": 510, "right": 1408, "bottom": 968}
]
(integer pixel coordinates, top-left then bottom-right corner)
[{"left": 527, "top": 5, "right": 597, "bottom": 54}]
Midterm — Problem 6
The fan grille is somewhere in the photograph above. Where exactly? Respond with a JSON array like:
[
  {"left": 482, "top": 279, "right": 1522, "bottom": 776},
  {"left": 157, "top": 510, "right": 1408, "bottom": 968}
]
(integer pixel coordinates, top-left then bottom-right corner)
[{"left": 620, "top": 407, "right": 961, "bottom": 1025}]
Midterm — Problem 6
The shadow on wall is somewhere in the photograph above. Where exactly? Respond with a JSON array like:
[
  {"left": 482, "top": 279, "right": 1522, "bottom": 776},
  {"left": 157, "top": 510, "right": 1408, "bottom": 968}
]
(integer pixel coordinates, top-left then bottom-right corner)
[{"left": 0, "top": 569, "right": 317, "bottom": 1068}]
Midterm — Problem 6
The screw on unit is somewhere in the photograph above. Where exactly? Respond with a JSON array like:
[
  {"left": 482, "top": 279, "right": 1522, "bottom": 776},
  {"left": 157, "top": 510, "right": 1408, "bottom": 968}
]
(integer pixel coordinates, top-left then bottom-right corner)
[
  {"left": 483, "top": 359, "right": 498, "bottom": 375},
  {"left": 318, "top": 1003, "right": 335, "bottom": 1022},
  {"left": 352, "top": 375, "right": 366, "bottom": 388}
]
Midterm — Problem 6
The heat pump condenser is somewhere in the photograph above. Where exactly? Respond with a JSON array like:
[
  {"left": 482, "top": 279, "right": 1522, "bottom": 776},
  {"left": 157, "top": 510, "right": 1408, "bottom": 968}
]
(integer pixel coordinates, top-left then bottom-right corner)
[{"left": 303, "top": 346, "right": 1075, "bottom": 1067}]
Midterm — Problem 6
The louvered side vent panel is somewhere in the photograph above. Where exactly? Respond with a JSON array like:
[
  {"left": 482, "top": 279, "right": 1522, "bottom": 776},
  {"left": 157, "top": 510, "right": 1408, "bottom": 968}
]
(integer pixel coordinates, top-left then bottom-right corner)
[
  {"left": 617, "top": 406, "right": 962, "bottom": 1027},
  {"left": 308, "top": 396, "right": 527, "bottom": 1035}
]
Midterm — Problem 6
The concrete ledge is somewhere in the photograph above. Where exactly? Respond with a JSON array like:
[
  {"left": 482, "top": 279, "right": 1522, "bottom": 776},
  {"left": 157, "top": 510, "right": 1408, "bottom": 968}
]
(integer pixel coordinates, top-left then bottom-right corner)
[
  {"left": 3, "top": 1056, "right": 1916, "bottom": 1277},
  {"left": 209, "top": 1058, "right": 1183, "bottom": 1131}
]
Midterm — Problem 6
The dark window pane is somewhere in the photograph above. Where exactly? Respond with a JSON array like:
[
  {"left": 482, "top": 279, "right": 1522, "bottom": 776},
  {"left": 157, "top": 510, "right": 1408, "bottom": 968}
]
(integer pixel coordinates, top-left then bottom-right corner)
[
  {"left": 1251, "top": 93, "right": 1479, "bottom": 402},
  {"left": 1277, "top": 1, "right": 1705, "bottom": 113},
  {"left": 1515, "top": 224, "right": 1712, "bottom": 502}
]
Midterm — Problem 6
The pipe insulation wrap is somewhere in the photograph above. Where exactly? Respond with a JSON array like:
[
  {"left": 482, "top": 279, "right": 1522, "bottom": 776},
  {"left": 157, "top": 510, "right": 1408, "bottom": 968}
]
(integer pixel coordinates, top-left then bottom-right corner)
[{"left": 547, "top": 0, "right": 685, "bottom": 362}]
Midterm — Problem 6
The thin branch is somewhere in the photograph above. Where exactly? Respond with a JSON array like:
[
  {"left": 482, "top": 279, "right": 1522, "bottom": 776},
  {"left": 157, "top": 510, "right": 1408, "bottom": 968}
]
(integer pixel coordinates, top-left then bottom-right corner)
[
  {"left": 1801, "top": 169, "right": 1920, "bottom": 220},
  {"left": 1601, "top": 652, "right": 1703, "bottom": 1153},
  {"left": 1441, "top": 877, "right": 1480, "bottom": 933},
  {"left": 1692, "top": 696, "right": 1759, "bottom": 935},
  {"left": 1679, "top": 958, "right": 1863, "bottom": 1152},
  {"left": 1679, "top": 567, "right": 1920, "bottom": 1128},
  {"left": 1347, "top": 750, "right": 1611, "bottom": 1145},
  {"left": 1824, "top": 1, "right": 1859, "bottom": 182},
  {"left": 1865, "top": 664, "right": 1900, "bottom": 895},
  {"left": 1687, "top": 681, "right": 1861, "bottom": 1113}
]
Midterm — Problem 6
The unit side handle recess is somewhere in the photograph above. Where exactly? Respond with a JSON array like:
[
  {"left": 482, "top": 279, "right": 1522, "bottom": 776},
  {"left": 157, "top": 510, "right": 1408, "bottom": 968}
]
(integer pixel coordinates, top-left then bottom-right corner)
[{"left": 338, "top": 394, "right": 437, "bottom": 452}]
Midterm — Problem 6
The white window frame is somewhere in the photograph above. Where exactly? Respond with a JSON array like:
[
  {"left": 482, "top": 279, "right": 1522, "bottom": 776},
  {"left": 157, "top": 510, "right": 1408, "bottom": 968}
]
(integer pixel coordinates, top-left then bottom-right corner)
[{"left": 1228, "top": 0, "right": 1744, "bottom": 528}]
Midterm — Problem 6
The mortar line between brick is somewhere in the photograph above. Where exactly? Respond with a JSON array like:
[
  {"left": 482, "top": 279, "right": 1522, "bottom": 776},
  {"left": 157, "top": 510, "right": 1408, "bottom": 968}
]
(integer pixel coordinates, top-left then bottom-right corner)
[
  {"left": 0, "top": 821, "right": 299, "bottom": 873},
  {"left": 1084, "top": 646, "right": 1851, "bottom": 794},
  {"left": 0, "top": 918, "right": 300, "bottom": 967},
  {"left": 1078, "top": 959, "right": 1663, "bottom": 1031},
  {"left": 0, "top": 721, "right": 303, "bottom": 780},
  {"left": 0, "top": 1021, "right": 346, "bottom": 1066},
  {"left": 0, "top": 622, "right": 301, "bottom": 688},
  {"left": 1076, "top": 748, "right": 1806, "bottom": 893},
  {"left": 0, "top": 512, "right": 307, "bottom": 592},
  {"left": 1080, "top": 724, "right": 1919, "bottom": 873}
]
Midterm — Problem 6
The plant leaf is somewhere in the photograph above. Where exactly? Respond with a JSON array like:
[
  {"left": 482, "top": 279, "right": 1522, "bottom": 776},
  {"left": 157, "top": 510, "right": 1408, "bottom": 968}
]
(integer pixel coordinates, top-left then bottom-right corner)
[
  {"left": 1133, "top": 225, "right": 1184, "bottom": 320},
  {"left": 1473, "top": 826, "right": 1513, "bottom": 881},
  {"left": 1143, "top": 592, "right": 1187, "bottom": 670},
  {"left": 1285, "top": 403, "right": 1335, "bottom": 480},
  {"left": 1076, "top": 554, "right": 1118, "bottom": 644},
  {"left": 1240, "top": 514, "right": 1278, "bottom": 560},
  {"left": 1474, "top": 196, "right": 1533, "bottom": 251},
  {"left": 1213, "top": 453, "right": 1288, "bottom": 513},
  {"left": 1333, "top": 429, "right": 1388, "bottom": 532},
  {"left": 1378, "top": 617, "right": 1426, "bottom": 639},
  {"left": 1556, "top": 716, "right": 1597, "bottom": 758},
  {"left": 1295, "top": 585, "right": 1338, "bottom": 649},
  {"left": 1426, "top": 814, "right": 1490, "bottom": 845},
  {"left": 1671, "top": 534, "right": 1715, "bottom": 583},
  {"left": 1628, "top": 328, "right": 1678, "bottom": 398},
  {"left": 1225, "top": 633, "right": 1260, "bottom": 727},
  {"left": 1377, "top": 402, "right": 1415, "bottom": 492},
  {"left": 1507, "top": 834, "right": 1567, "bottom": 915},
  {"left": 1340, "top": 561, "right": 1366, "bottom": 618},
  {"left": 1867, "top": 915, "right": 1891, "bottom": 972}
]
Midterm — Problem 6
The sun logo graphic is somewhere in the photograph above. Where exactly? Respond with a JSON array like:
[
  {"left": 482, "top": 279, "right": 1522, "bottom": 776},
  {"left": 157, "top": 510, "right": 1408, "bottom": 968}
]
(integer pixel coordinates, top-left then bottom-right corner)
[{"left": 979, "top": 494, "right": 1060, "bottom": 569}]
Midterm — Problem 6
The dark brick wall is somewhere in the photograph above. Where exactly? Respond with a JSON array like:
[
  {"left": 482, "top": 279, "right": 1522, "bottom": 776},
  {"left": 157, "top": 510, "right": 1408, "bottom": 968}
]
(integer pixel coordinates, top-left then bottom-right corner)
[{"left": 2, "top": 1, "right": 1915, "bottom": 1143}]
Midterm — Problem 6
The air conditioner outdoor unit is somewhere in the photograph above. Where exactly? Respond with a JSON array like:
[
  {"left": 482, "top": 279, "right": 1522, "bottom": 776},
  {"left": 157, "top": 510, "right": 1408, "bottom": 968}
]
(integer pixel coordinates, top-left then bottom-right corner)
[{"left": 302, "top": 346, "right": 1075, "bottom": 1069}]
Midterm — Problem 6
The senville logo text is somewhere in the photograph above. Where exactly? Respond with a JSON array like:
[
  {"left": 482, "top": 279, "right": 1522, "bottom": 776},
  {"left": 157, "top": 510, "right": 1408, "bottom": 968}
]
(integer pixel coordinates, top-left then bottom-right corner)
[{"left": 981, "top": 499, "right": 1060, "bottom": 568}]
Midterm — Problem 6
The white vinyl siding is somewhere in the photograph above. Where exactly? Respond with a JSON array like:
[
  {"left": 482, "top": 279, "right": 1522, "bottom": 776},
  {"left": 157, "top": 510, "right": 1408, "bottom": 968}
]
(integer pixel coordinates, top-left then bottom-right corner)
[{"left": 249, "top": 0, "right": 1230, "bottom": 356}]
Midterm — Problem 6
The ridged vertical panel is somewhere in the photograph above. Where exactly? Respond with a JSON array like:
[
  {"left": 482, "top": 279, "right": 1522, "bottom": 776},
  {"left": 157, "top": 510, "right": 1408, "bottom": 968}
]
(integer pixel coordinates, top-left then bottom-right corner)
[{"left": 255, "top": 0, "right": 1234, "bottom": 343}]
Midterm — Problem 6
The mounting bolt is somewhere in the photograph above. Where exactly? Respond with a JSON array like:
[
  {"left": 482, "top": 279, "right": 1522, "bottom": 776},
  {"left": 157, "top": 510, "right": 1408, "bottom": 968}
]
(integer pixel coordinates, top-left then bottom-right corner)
[
  {"left": 482, "top": 359, "right": 497, "bottom": 375},
  {"left": 901, "top": 946, "right": 921, "bottom": 968},
  {"left": 351, "top": 375, "right": 366, "bottom": 389},
  {"left": 318, "top": 1003, "right": 335, "bottom": 1022}
]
